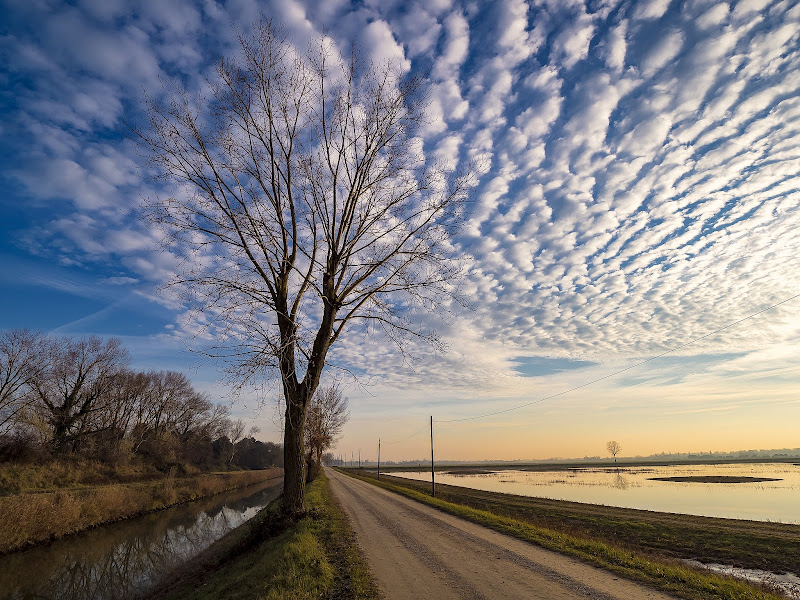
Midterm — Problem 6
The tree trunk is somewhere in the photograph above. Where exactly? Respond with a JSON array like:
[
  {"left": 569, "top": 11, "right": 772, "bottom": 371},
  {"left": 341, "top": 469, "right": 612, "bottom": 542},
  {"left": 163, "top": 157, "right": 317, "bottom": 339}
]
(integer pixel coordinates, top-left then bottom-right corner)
[
  {"left": 51, "top": 405, "right": 73, "bottom": 456},
  {"left": 282, "top": 389, "right": 307, "bottom": 517}
]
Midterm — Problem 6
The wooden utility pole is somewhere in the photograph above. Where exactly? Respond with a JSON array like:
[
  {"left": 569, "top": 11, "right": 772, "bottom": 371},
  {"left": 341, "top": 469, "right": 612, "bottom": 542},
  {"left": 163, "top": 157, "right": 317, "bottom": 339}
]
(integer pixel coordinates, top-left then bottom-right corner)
[
  {"left": 430, "top": 415, "right": 435, "bottom": 498},
  {"left": 377, "top": 438, "right": 381, "bottom": 480},
  {"left": 359, "top": 449, "right": 361, "bottom": 468}
]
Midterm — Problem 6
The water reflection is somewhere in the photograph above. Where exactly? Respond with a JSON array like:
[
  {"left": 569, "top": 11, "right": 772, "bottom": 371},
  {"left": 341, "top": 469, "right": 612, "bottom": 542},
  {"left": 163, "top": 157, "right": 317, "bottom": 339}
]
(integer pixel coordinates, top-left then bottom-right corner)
[
  {"left": 0, "top": 478, "right": 282, "bottom": 600},
  {"left": 612, "top": 469, "right": 629, "bottom": 490},
  {"left": 395, "top": 463, "right": 800, "bottom": 523}
]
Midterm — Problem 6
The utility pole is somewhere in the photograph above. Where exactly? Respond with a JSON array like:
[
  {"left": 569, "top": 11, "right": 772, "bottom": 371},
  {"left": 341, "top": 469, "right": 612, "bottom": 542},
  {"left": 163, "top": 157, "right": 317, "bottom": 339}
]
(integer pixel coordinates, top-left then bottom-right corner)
[
  {"left": 377, "top": 438, "right": 381, "bottom": 480},
  {"left": 359, "top": 449, "right": 361, "bottom": 468},
  {"left": 430, "top": 415, "right": 435, "bottom": 498}
]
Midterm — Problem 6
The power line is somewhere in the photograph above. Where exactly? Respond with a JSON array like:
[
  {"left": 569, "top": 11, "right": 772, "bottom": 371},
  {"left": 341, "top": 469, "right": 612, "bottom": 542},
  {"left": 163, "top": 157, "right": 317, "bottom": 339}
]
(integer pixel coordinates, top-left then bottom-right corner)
[
  {"left": 383, "top": 423, "right": 429, "bottom": 445},
  {"left": 433, "top": 291, "right": 800, "bottom": 424}
]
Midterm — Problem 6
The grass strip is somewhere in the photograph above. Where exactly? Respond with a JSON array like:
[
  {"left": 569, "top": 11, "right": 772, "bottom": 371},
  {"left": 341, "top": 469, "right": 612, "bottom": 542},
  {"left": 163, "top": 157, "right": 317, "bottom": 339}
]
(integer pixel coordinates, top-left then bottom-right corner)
[
  {"left": 0, "top": 468, "right": 281, "bottom": 553},
  {"left": 341, "top": 469, "right": 785, "bottom": 600},
  {"left": 158, "top": 470, "right": 379, "bottom": 600}
]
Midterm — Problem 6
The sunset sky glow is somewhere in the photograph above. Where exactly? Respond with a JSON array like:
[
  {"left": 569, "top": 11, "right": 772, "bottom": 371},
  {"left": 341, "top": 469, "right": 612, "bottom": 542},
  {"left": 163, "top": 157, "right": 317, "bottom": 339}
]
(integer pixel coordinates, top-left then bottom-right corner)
[{"left": 2, "top": 0, "right": 800, "bottom": 462}]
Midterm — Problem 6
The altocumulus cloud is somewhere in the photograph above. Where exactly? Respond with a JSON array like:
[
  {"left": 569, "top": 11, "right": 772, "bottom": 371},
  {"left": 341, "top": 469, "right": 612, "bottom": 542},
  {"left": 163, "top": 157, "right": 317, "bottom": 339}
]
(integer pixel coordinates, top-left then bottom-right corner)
[{"left": 2, "top": 0, "right": 800, "bottom": 400}]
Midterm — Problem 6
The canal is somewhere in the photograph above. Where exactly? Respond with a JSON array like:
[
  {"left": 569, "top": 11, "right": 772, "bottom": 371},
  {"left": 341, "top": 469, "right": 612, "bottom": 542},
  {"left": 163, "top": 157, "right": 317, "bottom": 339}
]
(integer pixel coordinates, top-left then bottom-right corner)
[{"left": 0, "top": 477, "right": 282, "bottom": 600}]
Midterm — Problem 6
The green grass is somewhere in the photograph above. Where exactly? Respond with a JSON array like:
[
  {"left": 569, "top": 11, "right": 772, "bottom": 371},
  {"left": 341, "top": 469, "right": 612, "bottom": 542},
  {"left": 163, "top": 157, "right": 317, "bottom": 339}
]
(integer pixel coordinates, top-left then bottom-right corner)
[
  {"left": 341, "top": 469, "right": 786, "bottom": 600},
  {"left": 158, "top": 471, "right": 379, "bottom": 600}
]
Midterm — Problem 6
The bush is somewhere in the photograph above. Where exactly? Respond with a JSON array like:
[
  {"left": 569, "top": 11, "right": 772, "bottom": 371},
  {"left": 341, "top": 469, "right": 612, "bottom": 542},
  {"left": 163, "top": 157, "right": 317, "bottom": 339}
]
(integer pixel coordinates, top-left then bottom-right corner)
[{"left": 0, "top": 430, "right": 44, "bottom": 463}]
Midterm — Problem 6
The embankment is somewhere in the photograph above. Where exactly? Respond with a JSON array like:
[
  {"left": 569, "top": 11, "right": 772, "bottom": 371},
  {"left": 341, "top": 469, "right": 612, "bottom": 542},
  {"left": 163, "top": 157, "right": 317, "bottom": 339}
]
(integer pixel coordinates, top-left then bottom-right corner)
[{"left": 0, "top": 468, "right": 282, "bottom": 553}]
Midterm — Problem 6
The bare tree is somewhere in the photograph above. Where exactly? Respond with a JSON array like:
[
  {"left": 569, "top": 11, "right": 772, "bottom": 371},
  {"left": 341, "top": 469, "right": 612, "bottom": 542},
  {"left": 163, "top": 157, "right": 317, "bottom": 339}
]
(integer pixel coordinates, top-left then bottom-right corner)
[
  {"left": 138, "top": 20, "right": 471, "bottom": 515},
  {"left": 606, "top": 440, "right": 622, "bottom": 464},
  {"left": 223, "top": 418, "right": 246, "bottom": 464},
  {"left": 305, "top": 384, "right": 349, "bottom": 469},
  {"left": 29, "top": 336, "right": 128, "bottom": 455},
  {"left": 0, "top": 329, "right": 46, "bottom": 433}
]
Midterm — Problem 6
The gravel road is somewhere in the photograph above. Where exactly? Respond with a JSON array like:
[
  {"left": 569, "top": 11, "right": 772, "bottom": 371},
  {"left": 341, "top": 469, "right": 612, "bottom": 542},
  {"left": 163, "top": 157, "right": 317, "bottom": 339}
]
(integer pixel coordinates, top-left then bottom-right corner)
[{"left": 327, "top": 468, "right": 678, "bottom": 599}]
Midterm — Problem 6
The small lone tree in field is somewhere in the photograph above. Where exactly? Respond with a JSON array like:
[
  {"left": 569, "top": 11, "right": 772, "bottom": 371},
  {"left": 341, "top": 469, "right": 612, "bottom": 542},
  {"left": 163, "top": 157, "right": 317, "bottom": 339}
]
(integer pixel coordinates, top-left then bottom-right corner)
[
  {"left": 606, "top": 440, "right": 622, "bottom": 464},
  {"left": 137, "top": 20, "right": 471, "bottom": 516}
]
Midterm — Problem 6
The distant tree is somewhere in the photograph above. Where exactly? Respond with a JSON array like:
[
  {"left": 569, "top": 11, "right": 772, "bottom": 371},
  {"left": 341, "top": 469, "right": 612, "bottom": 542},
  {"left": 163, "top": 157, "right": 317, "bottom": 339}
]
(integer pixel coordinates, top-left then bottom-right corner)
[
  {"left": 138, "top": 20, "right": 471, "bottom": 515},
  {"left": 29, "top": 336, "right": 128, "bottom": 455},
  {"left": 233, "top": 437, "right": 283, "bottom": 469},
  {"left": 606, "top": 440, "right": 622, "bottom": 464},
  {"left": 224, "top": 418, "right": 246, "bottom": 464},
  {"left": 305, "top": 384, "right": 349, "bottom": 470},
  {"left": 0, "top": 329, "right": 46, "bottom": 433}
]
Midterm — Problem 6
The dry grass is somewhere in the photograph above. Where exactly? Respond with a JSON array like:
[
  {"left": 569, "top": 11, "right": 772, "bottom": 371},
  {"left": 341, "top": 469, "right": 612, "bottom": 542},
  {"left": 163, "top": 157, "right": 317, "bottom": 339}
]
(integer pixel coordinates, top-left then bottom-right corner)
[
  {"left": 0, "top": 460, "right": 163, "bottom": 494},
  {"left": 0, "top": 468, "right": 281, "bottom": 553}
]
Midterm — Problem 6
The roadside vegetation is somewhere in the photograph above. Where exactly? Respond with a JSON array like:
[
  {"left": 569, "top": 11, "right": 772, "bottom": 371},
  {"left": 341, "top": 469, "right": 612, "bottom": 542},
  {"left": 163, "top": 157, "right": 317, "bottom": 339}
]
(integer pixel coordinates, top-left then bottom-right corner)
[
  {"left": 154, "top": 470, "right": 378, "bottom": 600},
  {"left": 342, "top": 469, "right": 791, "bottom": 600}
]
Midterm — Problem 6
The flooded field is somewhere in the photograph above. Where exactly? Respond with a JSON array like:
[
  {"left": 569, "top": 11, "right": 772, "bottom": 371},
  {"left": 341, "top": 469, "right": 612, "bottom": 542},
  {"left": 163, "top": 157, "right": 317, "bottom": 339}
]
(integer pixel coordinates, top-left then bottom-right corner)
[
  {"left": 394, "top": 463, "right": 800, "bottom": 523},
  {"left": 0, "top": 478, "right": 282, "bottom": 600}
]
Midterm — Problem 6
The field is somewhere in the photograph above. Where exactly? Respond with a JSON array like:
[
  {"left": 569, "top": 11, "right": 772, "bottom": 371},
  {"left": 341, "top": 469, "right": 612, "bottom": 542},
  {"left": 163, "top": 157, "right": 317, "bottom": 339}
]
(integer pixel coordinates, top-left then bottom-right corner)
[
  {"left": 353, "top": 468, "right": 800, "bottom": 575},
  {"left": 378, "top": 456, "right": 800, "bottom": 473}
]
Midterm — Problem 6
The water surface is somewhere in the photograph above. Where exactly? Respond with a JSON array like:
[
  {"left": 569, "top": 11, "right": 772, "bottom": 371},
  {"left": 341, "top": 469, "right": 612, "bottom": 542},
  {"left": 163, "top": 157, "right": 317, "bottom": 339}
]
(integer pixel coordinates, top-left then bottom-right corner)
[
  {"left": 0, "top": 477, "right": 282, "bottom": 600},
  {"left": 395, "top": 463, "right": 800, "bottom": 523}
]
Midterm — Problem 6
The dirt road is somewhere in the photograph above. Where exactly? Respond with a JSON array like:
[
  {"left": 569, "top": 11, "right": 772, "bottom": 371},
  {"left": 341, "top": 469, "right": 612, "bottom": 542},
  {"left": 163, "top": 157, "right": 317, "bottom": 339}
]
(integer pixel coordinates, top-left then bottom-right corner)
[{"left": 327, "top": 468, "right": 677, "bottom": 599}]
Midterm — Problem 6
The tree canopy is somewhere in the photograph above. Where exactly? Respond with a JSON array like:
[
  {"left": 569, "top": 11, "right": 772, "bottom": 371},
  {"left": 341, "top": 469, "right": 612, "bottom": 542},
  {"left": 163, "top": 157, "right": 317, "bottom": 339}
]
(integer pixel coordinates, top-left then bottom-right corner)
[{"left": 138, "top": 20, "right": 471, "bottom": 515}]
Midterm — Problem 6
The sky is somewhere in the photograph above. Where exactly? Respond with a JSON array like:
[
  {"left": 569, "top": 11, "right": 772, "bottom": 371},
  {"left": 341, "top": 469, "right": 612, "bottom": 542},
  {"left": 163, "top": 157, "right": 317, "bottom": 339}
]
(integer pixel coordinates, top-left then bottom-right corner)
[{"left": 2, "top": 0, "right": 800, "bottom": 463}]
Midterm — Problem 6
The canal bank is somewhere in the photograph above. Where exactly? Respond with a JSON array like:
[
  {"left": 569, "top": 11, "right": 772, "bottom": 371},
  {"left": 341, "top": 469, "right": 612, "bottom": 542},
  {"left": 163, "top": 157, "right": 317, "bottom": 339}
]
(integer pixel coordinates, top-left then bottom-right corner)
[
  {"left": 0, "top": 467, "right": 281, "bottom": 554},
  {"left": 0, "top": 477, "right": 284, "bottom": 600},
  {"left": 150, "top": 470, "right": 379, "bottom": 600}
]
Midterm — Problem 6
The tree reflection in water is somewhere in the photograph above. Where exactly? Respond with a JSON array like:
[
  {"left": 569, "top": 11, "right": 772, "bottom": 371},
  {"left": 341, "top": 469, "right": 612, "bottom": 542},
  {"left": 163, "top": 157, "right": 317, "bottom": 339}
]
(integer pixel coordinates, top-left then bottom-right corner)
[
  {"left": 0, "top": 479, "right": 281, "bottom": 600},
  {"left": 613, "top": 468, "right": 629, "bottom": 490}
]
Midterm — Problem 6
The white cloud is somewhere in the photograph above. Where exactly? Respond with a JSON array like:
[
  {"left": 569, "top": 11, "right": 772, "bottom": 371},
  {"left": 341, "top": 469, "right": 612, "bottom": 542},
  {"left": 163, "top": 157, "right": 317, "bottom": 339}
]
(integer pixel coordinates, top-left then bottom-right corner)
[
  {"left": 696, "top": 3, "right": 730, "bottom": 29},
  {"left": 601, "top": 19, "right": 628, "bottom": 71},
  {"left": 640, "top": 29, "right": 684, "bottom": 76},
  {"left": 432, "top": 11, "right": 469, "bottom": 78},
  {"left": 618, "top": 114, "right": 673, "bottom": 156},
  {"left": 396, "top": 8, "right": 441, "bottom": 57},
  {"left": 5, "top": 0, "right": 800, "bottom": 423},
  {"left": 731, "top": 0, "right": 763, "bottom": 19},
  {"left": 515, "top": 93, "right": 562, "bottom": 139},
  {"left": 361, "top": 19, "right": 411, "bottom": 72},
  {"left": 551, "top": 15, "right": 595, "bottom": 69},
  {"left": 496, "top": 0, "right": 530, "bottom": 55},
  {"left": 434, "top": 135, "right": 462, "bottom": 171},
  {"left": 632, "top": 0, "right": 672, "bottom": 20}
]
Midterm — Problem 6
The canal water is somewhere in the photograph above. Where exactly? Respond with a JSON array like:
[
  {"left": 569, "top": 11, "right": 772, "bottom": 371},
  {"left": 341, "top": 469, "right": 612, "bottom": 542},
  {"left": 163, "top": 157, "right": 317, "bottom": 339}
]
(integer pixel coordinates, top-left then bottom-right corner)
[
  {"left": 0, "top": 477, "right": 282, "bottom": 600},
  {"left": 394, "top": 462, "right": 800, "bottom": 523}
]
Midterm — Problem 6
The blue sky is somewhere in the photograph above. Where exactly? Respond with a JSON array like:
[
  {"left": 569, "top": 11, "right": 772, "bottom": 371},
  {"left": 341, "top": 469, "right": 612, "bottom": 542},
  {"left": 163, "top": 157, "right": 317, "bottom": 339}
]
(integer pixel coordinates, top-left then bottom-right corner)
[{"left": 2, "top": 0, "right": 800, "bottom": 460}]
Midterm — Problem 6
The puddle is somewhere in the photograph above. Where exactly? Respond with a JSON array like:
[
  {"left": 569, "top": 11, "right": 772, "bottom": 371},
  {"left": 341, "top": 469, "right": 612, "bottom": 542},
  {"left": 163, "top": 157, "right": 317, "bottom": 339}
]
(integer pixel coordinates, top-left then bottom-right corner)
[{"left": 685, "top": 560, "right": 800, "bottom": 599}]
